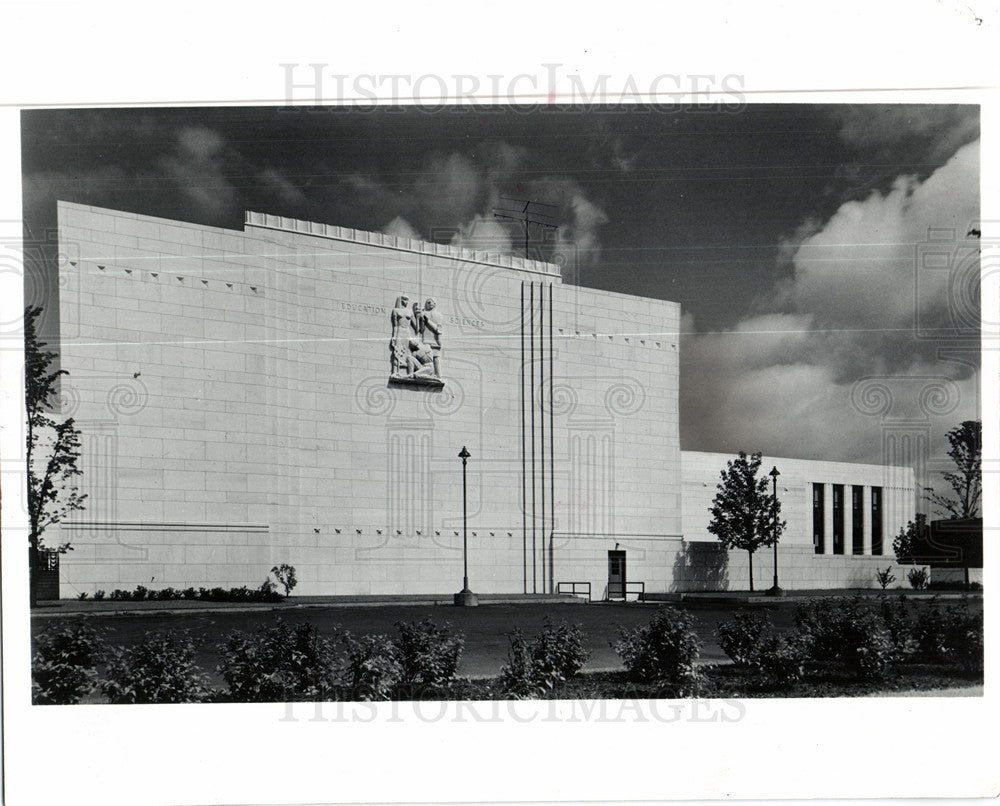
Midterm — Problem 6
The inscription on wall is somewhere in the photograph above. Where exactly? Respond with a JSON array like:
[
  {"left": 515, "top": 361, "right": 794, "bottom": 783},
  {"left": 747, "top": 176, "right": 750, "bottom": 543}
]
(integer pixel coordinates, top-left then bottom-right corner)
[
  {"left": 340, "top": 302, "right": 388, "bottom": 315},
  {"left": 338, "top": 300, "right": 486, "bottom": 331}
]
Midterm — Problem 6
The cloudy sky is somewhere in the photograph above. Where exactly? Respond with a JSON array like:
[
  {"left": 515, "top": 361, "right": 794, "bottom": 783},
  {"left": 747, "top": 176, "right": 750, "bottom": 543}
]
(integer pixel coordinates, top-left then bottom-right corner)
[{"left": 21, "top": 104, "right": 981, "bottom": 493}]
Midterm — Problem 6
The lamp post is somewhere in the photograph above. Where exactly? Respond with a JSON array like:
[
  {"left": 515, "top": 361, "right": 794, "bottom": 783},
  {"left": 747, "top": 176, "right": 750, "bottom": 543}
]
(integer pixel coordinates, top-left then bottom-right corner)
[
  {"left": 454, "top": 446, "right": 478, "bottom": 607},
  {"left": 766, "top": 465, "right": 784, "bottom": 597}
]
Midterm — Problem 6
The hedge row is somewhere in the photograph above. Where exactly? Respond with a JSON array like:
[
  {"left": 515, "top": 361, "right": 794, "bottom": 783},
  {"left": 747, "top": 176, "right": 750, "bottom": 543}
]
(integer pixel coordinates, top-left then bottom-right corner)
[
  {"left": 717, "top": 596, "right": 983, "bottom": 686},
  {"left": 32, "top": 617, "right": 596, "bottom": 704}
]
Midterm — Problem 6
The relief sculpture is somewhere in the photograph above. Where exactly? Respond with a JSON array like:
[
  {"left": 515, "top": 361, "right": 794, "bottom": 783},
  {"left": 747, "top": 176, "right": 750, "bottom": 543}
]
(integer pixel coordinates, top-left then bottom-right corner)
[{"left": 389, "top": 294, "right": 445, "bottom": 387}]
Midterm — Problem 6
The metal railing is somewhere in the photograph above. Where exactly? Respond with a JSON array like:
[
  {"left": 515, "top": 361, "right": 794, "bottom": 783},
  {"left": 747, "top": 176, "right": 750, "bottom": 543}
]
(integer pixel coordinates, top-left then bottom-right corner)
[
  {"left": 556, "top": 581, "right": 592, "bottom": 602},
  {"left": 607, "top": 581, "right": 645, "bottom": 602}
]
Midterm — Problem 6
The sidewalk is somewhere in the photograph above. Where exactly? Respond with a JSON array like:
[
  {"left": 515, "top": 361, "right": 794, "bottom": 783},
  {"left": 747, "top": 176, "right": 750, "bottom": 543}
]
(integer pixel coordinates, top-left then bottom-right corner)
[
  {"left": 31, "top": 586, "right": 981, "bottom": 619},
  {"left": 658, "top": 588, "right": 984, "bottom": 607},
  {"left": 31, "top": 592, "right": 584, "bottom": 619}
]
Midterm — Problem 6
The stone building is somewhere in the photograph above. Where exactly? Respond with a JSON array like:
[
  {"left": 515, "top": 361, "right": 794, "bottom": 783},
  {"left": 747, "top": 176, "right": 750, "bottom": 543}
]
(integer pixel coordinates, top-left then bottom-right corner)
[{"left": 51, "top": 201, "right": 916, "bottom": 597}]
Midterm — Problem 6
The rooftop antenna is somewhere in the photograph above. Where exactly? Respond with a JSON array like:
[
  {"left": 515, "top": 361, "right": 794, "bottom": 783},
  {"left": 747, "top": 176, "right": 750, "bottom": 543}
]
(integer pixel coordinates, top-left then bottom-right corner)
[{"left": 493, "top": 197, "right": 558, "bottom": 259}]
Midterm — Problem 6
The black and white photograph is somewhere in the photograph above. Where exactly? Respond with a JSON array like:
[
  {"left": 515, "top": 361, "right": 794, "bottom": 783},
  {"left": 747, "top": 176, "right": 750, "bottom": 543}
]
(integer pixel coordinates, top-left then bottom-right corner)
[{"left": 1, "top": 4, "right": 997, "bottom": 805}]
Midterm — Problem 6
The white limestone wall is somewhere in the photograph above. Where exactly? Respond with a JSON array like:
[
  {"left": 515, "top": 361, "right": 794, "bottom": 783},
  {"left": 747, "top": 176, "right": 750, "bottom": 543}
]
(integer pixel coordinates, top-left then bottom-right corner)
[
  {"left": 677, "top": 450, "right": 917, "bottom": 590},
  {"left": 541, "top": 285, "right": 682, "bottom": 594},
  {"left": 53, "top": 202, "right": 681, "bottom": 596}
]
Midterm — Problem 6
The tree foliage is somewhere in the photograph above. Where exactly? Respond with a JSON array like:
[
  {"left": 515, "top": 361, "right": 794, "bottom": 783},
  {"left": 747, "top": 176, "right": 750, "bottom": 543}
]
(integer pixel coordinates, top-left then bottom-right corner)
[
  {"left": 892, "top": 513, "right": 928, "bottom": 564},
  {"left": 928, "top": 420, "right": 981, "bottom": 519},
  {"left": 707, "top": 451, "right": 785, "bottom": 591},
  {"left": 25, "top": 305, "right": 86, "bottom": 553}
]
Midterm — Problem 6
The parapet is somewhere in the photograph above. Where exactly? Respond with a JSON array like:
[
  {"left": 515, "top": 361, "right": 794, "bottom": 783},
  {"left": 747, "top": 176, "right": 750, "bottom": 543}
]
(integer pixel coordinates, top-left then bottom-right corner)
[{"left": 245, "top": 210, "right": 562, "bottom": 278}]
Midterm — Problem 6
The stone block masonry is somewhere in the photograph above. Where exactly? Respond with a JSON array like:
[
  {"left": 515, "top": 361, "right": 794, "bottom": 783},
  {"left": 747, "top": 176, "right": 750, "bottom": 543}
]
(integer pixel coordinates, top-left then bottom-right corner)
[
  {"left": 53, "top": 202, "right": 916, "bottom": 597},
  {"left": 55, "top": 202, "right": 681, "bottom": 596}
]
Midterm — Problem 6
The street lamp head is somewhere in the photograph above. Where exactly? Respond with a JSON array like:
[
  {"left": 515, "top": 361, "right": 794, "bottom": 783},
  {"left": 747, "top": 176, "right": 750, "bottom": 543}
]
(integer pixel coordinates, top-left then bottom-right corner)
[
  {"left": 769, "top": 466, "right": 780, "bottom": 478},
  {"left": 458, "top": 446, "right": 471, "bottom": 460}
]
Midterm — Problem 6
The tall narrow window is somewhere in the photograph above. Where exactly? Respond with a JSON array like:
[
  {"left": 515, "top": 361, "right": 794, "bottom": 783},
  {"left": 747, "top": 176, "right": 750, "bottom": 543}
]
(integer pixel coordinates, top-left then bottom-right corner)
[
  {"left": 832, "top": 484, "right": 844, "bottom": 554},
  {"left": 812, "top": 483, "right": 825, "bottom": 554},
  {"left": 871, "top": 486, "right": 883, "bottom": 555},
  {"left": 852, "top": 485, "right": 864, "bottom": 554}
]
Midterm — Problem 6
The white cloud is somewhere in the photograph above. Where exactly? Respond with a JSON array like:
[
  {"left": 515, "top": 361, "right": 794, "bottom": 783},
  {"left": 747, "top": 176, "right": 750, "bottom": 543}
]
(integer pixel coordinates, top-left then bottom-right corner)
[
  {"left": 160, "top": 126, "right": 310, "bottom": 218},
  {"left": 381, "top": 215, "right": 421, "bottom": 240},
  {"left": 159, "top": 126, "right": 237, "bottom": 215},
  {"left": 682, "top": 138, "right": 981, "bottom": 479},
  {"left": 449, "top": 215, "right": 513, "bottom": 253},
  {"left": 341, "top": 142, "right": 608, "bottom": 275},
  {"left": 789, "top": 139, "right": 979, "bottom": 332}
]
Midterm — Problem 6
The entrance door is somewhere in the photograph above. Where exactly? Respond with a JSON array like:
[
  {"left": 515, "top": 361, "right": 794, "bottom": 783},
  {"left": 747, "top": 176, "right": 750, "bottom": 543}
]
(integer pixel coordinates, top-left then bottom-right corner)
[{"left": 608, "top": 550, "right": 626, "bottom": 600}]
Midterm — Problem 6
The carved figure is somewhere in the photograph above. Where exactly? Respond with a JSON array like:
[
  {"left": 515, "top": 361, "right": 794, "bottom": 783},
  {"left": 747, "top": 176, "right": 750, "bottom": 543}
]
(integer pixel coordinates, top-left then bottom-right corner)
[
  {"left": 390, "top": 295, "right": 415, "bottom": 377},
  {"left": 389, "top": 294, "right": 443, "bottom": 385},
  {"left": 420, "top": 297, "right": 443, "bottom": 377}
]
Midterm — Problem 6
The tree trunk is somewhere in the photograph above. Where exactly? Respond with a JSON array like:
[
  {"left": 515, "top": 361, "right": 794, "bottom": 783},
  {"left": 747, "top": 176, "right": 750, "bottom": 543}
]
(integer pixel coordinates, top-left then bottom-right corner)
[
  {"left": 748, "top": 550, "right": 754, "bottom": 592},
  {"left": 29, "top": 545, "right": 38, "bottom": 608}
]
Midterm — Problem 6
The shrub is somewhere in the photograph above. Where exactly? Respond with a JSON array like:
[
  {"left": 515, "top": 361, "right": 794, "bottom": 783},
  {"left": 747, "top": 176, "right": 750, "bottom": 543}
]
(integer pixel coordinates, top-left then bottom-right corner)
[
  {"left": 77, "top": 592, "right": 89, "bottom": 600},
  {"left": 754, "top": 633, "right": 808, "bottom": 686},
  {"left": 394, "top": 618, "right": 464, "bottom": 691},
  {"left": 496, "top": 620, "right": 590, "bottom": 698},
  {"left": 271, "top": 564, "right": 298, "bottom": 598},
  {"left": 717, "top": 610, "right": 770, "bottom": 667},
  {"left": 531, "top": 619, "right": 590, "bottom": 689},
  {"left": 102, "top": 583, "right": 282, "bottom": 604},
  {"left": 914, "top": 602, "right": 984, "bottom": 672},
  {"left": 793, "top": 599, "right": 841, "bottom": 664},
  {"left": 718, "top": 611, "right": 806, "bottom": 685},
  {"left": 929, "top": 579, "right": 982, "bottom": 592},
  {"left": 93, "top": 590, "right": 106, "bottom": 601},
  {"left": 795, "top": 598, "right": 893, "bottom": 681},
  {"left": 32, "top": 623, "right": 104, "bottom": 704},
  {"left": 952, "top": 621, "right": 985, "bottom": 674},
  {"left": 496, "top": 628, "right": 537, "bottom": 698},
  {"left": 342, "top": 633, "right": 403, "bottom": 701},
  {"left": 614, "top": 608, "right": 703, "bottom": 696},
  {"left": 256, "top": 580, "right": 282, "bottom": 601},
  {"left": 875, "top": 567, "right": 896, "bottom": 590},
  {"left": 103, "top": 630, "right": 214, "bottom": 704},
  {"left": 847, "top": 612, "right": 894, "bottom": 682},
  {"left": 879, "top": 595, "right": 915, "bottom": 660},
  {"left": 907, "top": 567, "right": 929, "bottom": 590},
  {"left": 218, "top": 619, "right": 341, "bottom": 702}
]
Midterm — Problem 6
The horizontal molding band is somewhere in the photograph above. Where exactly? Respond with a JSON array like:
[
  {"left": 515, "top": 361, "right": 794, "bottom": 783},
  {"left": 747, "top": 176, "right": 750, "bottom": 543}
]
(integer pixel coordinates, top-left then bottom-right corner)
[
  {"left": 552, "top": 533, "right": 684, "bottom": 540},
  {"left": 64, "top": 521, "right": 270, "bottom": 533},
  {"left": 246, "top": 212, "right": 561, "bottom": 278}
]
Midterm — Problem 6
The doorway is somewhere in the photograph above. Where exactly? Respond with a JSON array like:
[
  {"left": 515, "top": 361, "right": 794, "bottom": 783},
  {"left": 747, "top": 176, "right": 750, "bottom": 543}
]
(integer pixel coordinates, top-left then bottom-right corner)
[{"left": 608, "top": 550, "right": 626, "bottom": 600}]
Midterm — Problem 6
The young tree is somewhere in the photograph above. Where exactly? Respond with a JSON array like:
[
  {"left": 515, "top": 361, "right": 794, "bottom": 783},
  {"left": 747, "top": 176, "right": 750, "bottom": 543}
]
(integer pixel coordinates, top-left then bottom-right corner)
[
  {"left": 25, "top": 306, "right": 86, "bottom": 603},
  {"left": 892, "top": 513, "right": 928, "bottom": 564},
  {"left": 707, "top": 451, "right": 785, "bottom": 592},
  {"left": 928, "top": 420, "right": 982, "bottom": 519}
]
